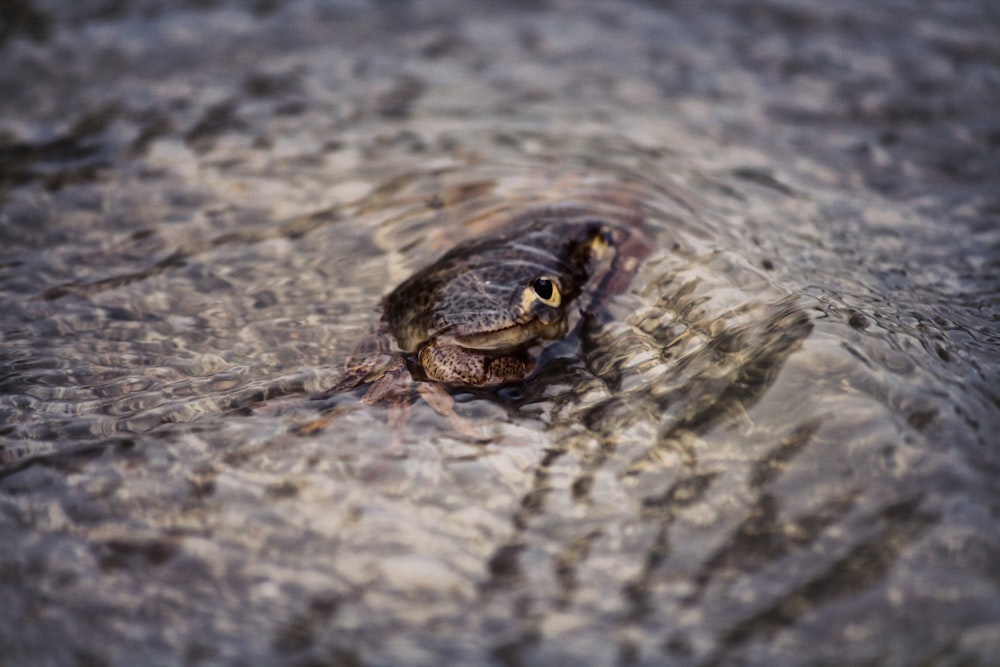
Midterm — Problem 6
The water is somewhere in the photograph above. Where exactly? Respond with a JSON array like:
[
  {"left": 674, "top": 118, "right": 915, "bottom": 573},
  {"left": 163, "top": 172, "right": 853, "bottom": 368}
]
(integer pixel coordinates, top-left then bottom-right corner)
[{"left": 1, "top": 1, "right": 998, "bottom": 665}]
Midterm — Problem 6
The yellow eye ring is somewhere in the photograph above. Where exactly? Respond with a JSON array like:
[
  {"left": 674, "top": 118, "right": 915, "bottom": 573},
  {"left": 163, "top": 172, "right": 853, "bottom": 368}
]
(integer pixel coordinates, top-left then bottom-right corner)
[{"left": 531, "top": 277, "right": 561, "bottom": 307}]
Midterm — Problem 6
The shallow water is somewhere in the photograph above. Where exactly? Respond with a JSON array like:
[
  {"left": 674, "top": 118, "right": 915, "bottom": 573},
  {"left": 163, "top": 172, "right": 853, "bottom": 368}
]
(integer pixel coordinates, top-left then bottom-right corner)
[{"left": 1, "top": 1, "right": 999, "bottom": 665}]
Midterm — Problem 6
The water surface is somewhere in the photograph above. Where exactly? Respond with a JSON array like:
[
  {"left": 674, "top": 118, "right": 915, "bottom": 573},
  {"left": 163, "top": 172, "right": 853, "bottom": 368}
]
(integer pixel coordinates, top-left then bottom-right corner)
[{"left": 1, "top": 1, "right": 998, "bottom": 665}]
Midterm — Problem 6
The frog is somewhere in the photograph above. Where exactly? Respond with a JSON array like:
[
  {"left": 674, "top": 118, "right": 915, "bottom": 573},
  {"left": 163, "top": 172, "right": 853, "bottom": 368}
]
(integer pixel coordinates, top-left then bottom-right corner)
[{"left": 300, "top": 201, "right": 652, "bottom": 436}]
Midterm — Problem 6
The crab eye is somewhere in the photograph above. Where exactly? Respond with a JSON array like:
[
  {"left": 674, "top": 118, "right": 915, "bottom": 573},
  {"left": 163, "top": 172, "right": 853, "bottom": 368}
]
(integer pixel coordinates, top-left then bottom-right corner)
[
  {"left": 531, "top": 277, "right": 560, "bottom": 306},
  {"left": 533, "top": 278, "right": 553, "bottom": 299}
]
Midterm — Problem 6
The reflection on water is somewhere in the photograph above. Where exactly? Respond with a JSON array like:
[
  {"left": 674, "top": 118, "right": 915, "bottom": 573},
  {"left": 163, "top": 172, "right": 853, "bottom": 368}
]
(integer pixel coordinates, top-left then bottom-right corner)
[{"left": 2, "top": 1, "right": 999, "bottom": 665}]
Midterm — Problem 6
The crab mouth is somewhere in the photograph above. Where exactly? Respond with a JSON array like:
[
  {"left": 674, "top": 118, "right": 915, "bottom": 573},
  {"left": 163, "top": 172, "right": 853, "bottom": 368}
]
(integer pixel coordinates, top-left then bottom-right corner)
[{"left": 447, "top": 317, "right": 567, "bottom": 352}]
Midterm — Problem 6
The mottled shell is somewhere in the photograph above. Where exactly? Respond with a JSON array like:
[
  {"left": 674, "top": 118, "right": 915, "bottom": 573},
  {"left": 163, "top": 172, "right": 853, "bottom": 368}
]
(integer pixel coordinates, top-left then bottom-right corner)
[{"left": 383, "top": 210, "right": 614, "bottom": 354}]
